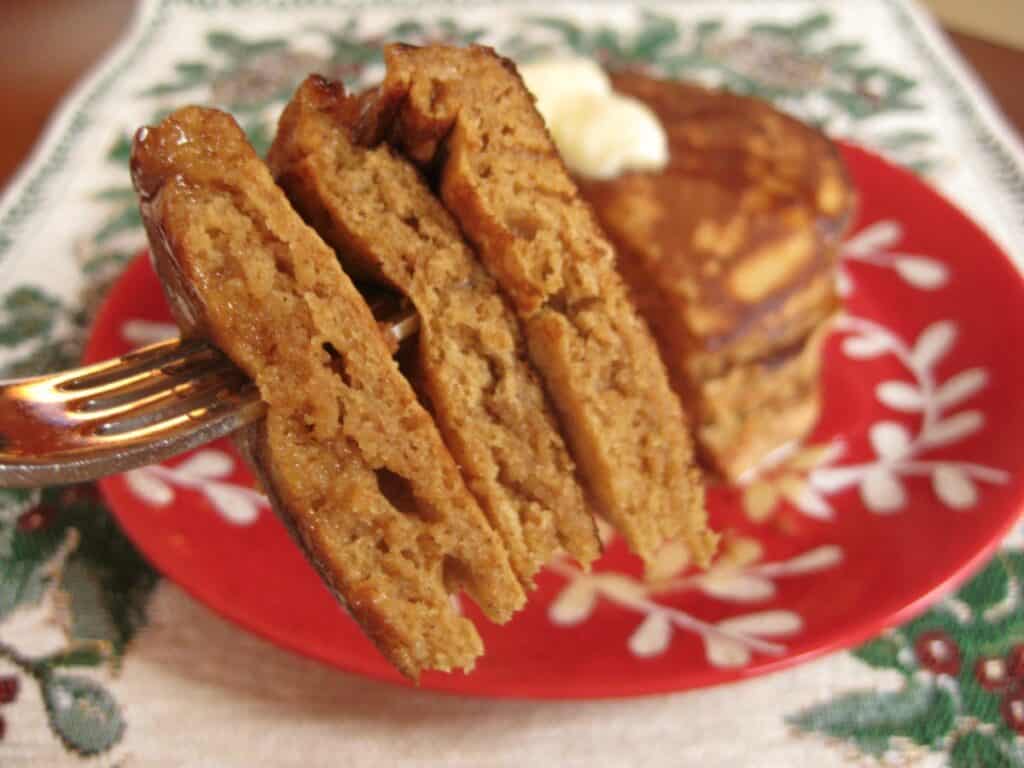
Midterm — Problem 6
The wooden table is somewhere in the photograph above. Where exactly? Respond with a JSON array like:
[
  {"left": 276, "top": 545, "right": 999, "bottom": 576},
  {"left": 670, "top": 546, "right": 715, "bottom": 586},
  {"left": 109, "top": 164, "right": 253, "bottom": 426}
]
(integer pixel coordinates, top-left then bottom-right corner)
[{"left": 1, "top": 0, "right": 1022, "bottom": 189}]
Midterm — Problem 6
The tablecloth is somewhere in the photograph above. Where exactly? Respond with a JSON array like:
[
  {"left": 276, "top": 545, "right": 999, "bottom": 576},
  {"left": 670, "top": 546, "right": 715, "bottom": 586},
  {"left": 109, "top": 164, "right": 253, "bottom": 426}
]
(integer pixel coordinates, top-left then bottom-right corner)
[{"left": 1, "top": 0, "right": 1023, "bottom": 765}]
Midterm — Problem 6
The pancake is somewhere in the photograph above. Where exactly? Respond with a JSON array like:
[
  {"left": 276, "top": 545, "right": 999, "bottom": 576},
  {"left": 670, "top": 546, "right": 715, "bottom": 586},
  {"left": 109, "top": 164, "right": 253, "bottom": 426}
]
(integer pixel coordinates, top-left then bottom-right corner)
[
  {"left": 355, "top": 44, "right": 717, "bottom": 569},
  {"left": 268, "top": 75, "right": 601, "bottom": 586},
  {"left": 131, "top": 106, "right": 525, "bottom": 679},
  {"left": 577, "top": 73, "right": 854, "bottom": 479}
]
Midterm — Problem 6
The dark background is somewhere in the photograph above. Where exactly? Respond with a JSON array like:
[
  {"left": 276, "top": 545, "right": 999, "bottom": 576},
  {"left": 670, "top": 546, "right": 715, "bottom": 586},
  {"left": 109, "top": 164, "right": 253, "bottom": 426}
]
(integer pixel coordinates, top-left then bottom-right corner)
[{"left": 1, "top": 0, "right": 1022, "bottom": 190}]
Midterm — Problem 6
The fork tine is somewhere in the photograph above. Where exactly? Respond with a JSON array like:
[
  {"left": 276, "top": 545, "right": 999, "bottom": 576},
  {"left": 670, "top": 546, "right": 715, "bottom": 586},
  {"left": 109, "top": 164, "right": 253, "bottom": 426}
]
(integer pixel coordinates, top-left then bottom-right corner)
[
  {"left": 49, "top": 337, "right": 211, "bottom": 396},
  {"left": 89, "top": 366, "right": 254, "bottom": 435},
  {"left": 67, "top": 355, "right": 241, "bottom": 420},
  {"left": 94, "top": 380, "right": 262, "bottom": 445}
]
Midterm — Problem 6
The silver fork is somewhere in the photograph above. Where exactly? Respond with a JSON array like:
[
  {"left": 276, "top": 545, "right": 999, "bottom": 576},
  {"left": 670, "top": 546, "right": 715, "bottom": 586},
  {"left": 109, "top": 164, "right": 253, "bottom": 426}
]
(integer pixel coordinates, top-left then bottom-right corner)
[{"left": 0, "top": 307, "right": 420, "bottom": 488}]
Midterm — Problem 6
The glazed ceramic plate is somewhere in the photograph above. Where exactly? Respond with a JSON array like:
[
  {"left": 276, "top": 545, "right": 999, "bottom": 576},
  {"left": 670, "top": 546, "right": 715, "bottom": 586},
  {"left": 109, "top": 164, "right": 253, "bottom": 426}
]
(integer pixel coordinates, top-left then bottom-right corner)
[{"left": 90, "top": 144, "right": 1024, "bottom": 698}]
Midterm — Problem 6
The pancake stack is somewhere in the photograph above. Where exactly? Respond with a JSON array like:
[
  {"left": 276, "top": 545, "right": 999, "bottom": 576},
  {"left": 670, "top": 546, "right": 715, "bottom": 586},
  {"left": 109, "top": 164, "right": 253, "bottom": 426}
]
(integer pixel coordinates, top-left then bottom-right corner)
[{"left": 577, "top": 74, "right": 855, "bottom": 480}]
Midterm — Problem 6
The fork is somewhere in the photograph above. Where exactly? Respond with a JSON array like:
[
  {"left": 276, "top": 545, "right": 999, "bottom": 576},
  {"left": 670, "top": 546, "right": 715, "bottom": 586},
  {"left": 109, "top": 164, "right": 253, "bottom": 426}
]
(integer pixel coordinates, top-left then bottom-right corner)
[{"left": 0, "top": 306, "right": 420, "bottom": 488}]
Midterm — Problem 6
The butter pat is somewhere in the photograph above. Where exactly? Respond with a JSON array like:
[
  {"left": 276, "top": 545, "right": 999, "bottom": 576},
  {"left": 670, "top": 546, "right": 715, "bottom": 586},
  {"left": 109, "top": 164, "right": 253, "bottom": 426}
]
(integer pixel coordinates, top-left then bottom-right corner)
[{"left": 519, "top": 57, "right": 668, "bottom": 179}]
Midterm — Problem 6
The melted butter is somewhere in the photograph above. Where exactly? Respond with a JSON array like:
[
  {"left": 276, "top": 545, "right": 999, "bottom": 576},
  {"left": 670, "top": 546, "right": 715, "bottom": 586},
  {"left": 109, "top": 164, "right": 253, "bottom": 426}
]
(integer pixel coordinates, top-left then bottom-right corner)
[{"left": 519, "top": 57, "right": 668, "bottom": 179}]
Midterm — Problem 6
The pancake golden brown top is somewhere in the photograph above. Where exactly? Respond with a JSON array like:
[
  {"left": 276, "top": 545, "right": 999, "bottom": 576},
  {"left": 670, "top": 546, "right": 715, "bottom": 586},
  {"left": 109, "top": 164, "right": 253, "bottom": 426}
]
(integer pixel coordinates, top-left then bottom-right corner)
[{"left": 577, "top": 72, "right": 854, "bottom": 384}]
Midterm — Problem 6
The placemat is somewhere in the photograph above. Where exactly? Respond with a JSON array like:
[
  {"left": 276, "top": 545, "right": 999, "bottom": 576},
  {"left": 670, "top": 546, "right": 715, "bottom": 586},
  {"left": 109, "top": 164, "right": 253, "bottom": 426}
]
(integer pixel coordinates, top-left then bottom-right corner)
[{"left": 1, "top": 1, "right": 1022, "bottom": 764}]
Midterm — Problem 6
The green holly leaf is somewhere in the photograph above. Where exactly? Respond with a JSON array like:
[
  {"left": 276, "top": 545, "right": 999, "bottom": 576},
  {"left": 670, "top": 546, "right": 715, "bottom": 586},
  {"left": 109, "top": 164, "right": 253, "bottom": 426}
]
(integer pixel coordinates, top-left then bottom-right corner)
[
  {"left": 140, "top": 60, "right": 212, "bottom": 97},
  {"left": 43, "top": 674, "right": 125, "bottom": 756},
  {"left": 81, "top": 249, "right": 133, "bottom": 276},
  {"left": 791, "top": 12, "right": 832, "bottom": 39},
  {"left": 875, "top": 130, "right": 932, "bottom": 151},
  {"left": 958, "top": 556, "right": 1011, "bottom": 613},
  {"left": 244, "top": 118, "right": 274, "bottom": 159},
  {"left": 106, "top": 134, "right": 132, "bottom": 165},
  {"left": 38, "top": 644, "right": 107, "bottom": 671},
  {"left": 91, "top": 186, "right": 136, "bottom": 203},
  {"left": 59, "top": 559, "right": 121, "bottom": 646},
  {"left": 1, "top": 336, "right": 80, "bottom": 378},
  {"left": 437, "top": 18, "right": 486, "bottom": 45},
  {"left": 389, "top": 19, "right": 425, "bottom": 38},
  {"left": 853, "top": 633, "right": 909, "bottom": 671},
  {"left": 749, "top": 13, "right": 831, "bottom": 42},
  {"left": 206, "top": 30, "right": 286, "bottom": 59},
  {"left": 0, "top": 510, "right": 67, "bottom": 621},
  {"left": 531, "top": 17, "right": 586, "bottom": 51},
  {"left": 951, "top": 731, "right": 1024, "bottom": 768},
  {"left": 788, "top": 682, "right": 955, "bottom": 756},
  {"left": 695, "top": 19, "right": 724, "bottom": 44},
  {"left": 0, "top": 488, "right": 39, "bottom": 521},
  {"left": 823, "top": 42, "right": 865, "bottom": 67},
  {"left": 823, "top": 88, "right": 879, "bottom": 120},
  {"left": 50, "top": 490, "right": 158, "bottom": 652},
  {"left": 0, "top": 286, "right": 61, "bottom": 347},
  {"left": 94, "top": 205, "right": 143, "bottom": 244},
  {"left": 958, "top": 672, "right": 1003, "bottom": 729},
  {"left": 631, "top": 13, "right": 678, "bottom": 59},
  {"left": 590, "top": 27, "right": 622, "bottom": 60},
  {"left": 1004, "top": 551, "right": 1024, "bottom": 583}
]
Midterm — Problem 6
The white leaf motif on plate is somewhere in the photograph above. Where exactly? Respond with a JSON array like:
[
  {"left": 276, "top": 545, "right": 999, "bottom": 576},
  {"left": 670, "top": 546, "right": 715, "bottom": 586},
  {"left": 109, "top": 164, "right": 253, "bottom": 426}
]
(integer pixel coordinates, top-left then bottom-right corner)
[
  {"left": 932, "top": 466, "right": 978, "bottom": 509},
  {"left": 121, "top": 319, "right": 178, "bottom": 348},
  {"left": 809, "top": 466, "right": 863, "bottom": 493},
  {"left": 449, "top": 594, "right": 463, "bottom": 615},
  {"left": 893, "top": 257, "right": 948, "bottom": 289},
  {"left": 843, "top": 220, "right": 902, "bottom": 255},
  {"left": 717, "top": 610, "right": 803, "bottom": 637},
  {"left": 628, "top": 612, "right": 672, "bottom": 657},
  {"left": 922, "top": 410, "right": 984, "bottom": 448},
  {"left": 876, "top": 381, "right": 924, "bottom": 412},
  {"left": 910, "top": 321, "right": 956, "bottom": 371},
  {"left": 936, "top": 368, "right": 988, "bottom": 409},
  {"left": 705, "top": 635, "right": 750, "bottom": 668},
  {"left": 174, "top": 450, "right": 235, "bottom": 480},
  {"left": 836, "top": 269, "right": 853, "bottom": 298},
  {"left": 793, "top": 486, "right": 834, "bottom": 519},
  {"left": 870, "top": 421, "right": 912, "bottom": 461},
  {"left": 772, "top": 546, "right": 844, "bottom": 575},
  {"left": 697, "top": 573, "right": 776, "bottom": 602},
  {"left": 842, "top": 334, "right": 890, "bottom": 359},
  {"left": 203, "top": 484, "right": 261, "bottom": 525},
  {"left": 861, "top": 467, "right": 906, "bottom": 513},
  {"left": 124, "top": 469, "right": 173, "bottom": 506},
  {"left": 548, "top": 579, "right": 597, "bottom": 626}
]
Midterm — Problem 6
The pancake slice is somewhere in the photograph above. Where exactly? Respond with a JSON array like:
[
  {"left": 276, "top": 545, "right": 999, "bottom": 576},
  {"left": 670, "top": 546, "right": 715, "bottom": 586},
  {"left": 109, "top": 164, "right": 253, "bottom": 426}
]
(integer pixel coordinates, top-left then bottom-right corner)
[
  {"left": 269, "top": 75, "right": 601, "bottom": 586},
  {"left": 358, "top": 44, "right": 718, "bottom": 569},
  {"left": 131, "top": 106, "right": 525, "bottom": 679}
]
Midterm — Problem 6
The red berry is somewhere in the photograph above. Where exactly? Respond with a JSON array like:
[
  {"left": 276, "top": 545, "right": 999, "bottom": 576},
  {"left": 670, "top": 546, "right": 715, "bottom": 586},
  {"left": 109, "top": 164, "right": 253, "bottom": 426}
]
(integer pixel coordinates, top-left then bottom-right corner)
[
  {"left": 16, "top": 505, "right": 56, "bottom": 532},
  {"left": 975, "top": 656, "right": 1010, "bottom": 691},
  {"left": 914, "top": 631, "right": 961, "bottom": 675},
  {"left": 0, "top": 676, "right": 18, "bottom": 705},
  {"left": 1002, "top": 686, "right": 1024, "bottom": 735},
  {"left": 1007, "top": 645, "right": 1024, "bottom": 680}
]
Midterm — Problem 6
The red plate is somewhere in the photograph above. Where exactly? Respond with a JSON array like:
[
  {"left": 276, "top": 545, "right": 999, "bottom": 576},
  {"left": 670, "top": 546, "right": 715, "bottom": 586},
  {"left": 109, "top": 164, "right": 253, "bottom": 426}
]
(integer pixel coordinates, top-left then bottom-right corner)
[{"left": 90, "top": 144, "right": 1024, "bottom": 698}]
